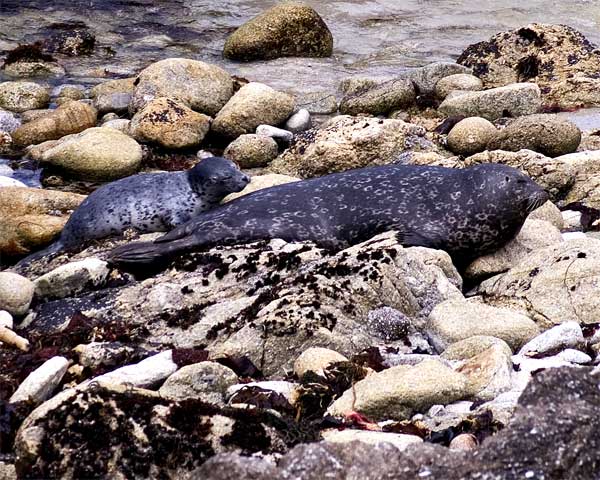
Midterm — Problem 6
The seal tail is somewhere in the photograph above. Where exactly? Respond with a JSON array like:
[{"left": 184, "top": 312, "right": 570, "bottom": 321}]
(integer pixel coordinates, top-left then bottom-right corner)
[{"left": 109, "top": 237, "right": 196, "bottom": 267}]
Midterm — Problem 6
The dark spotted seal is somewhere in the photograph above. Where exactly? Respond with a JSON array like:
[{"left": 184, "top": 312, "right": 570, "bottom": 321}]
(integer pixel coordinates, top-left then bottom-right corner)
[
  {"left": 23, "top": 157, "right": 249, "bottom": 262},
  {"left": 109, "top": 163, "right": 548, "bottom": 267}
]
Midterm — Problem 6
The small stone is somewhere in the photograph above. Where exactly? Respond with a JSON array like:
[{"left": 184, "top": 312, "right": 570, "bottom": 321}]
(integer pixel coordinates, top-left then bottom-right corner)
[
  {"left": 527, "top": 201, "right": 564, "bottom": 229},
  {"left": 102, "top": 119, "right": 130, "bottom": 134},
  {"left": 90, "top": 350, "right": 177, "bottom": 388},
  {"left": 222, "top": 173, "right": 300, "bottom": 202},
  {"left": 0, "top": 176, "right": 26, "bottom": 187},
  {"left": 158, "top": 361, "right": 238, "bottom": 404},
  {"left": 0, "top": 310, "right": 13, "bottom": 329},
  {"left": 321, "top": 430, "right": 423, "bottom": 451},
  {"left": 223, "top": 2, "right": 333, "bottom": 61},
  {"left": 130, "top": 97, "right": 211, "bottom": 149},
  {"left": 212, "top": 82, "right": 295, "bottom": 139},
  {"left": 327, "top": 359, "right": 472, "bottom": 421},
  {"left": 92, "top": 92, "right": 131, "bottom": 114},
  {"left": 227, "top": 380, "right": 299, "bottom": 405},
  {"left": 562, "top": 232, "right": 587, "bottom": 241},
  {"left": 427, "top": 298, "right": 539, "bottom": 352},
  {"left": 0, "top": 108, "right": 21, "bottom": 133},
  {"left": 435, "top": 74, "right": 483, "bottom": 99},
  {"left": 0, "top": 81, "right": 50, "bottom": 113},
  {"left": 285, "top": 108, "right": 311, "bottom": 133},
  {"left": 74, "top": 342, "right": 138, "bottom": 370},
  {"left": 34, "top": 258, "right": 110, "bottom": 299},
  {"left": 457, "top": 344, "right": 513, "bottom": 401},
  {"left": 53, "top": 85, "right": 85, "bottom": 100},
  {"left": 339, "top": 78, "right": 415, "bottom": 116},
  {"left": 446, "top": 117, "right": 497, "bottom": 155},
  {"left": 223, "top": 134, "right": 279, "bottom": 168},
  {"left": 561, "top": 210, "right": 583, "bottom": 230},
  {"left": 9, "top": 356, "right": 69, "bottom": 404},
  {"left": 488, "top": 114, "right": 581, "bottom": 157},
  {"left": 90, "top": 78, "right": 135, "bottom": 99},
  {"left": 0, "top": 272, "right": 34, "bottom": 316},
  {"left": 517, "top": 322, "right": 584, "bottom": 357},
  {"left": 449, "top": 433, "right": 478, "bottom": 451},
  {"left": 255, "top": 124, "right": 294, "bottom": 146},
  {"left": 438, "top": 83, "right": 542, "bottom": 120},
  {"left": 293, "top": 347, "right": 348, "bottom": 378},
  {"left": 295, "top": 91, "right": 338, "bottom": 114},
  {"left": 3, "top": 61, "right": 65, "bottom": 79},
  {"left": 442, "top": 336, "right": 513, "bottom": 360},
  {"left": 403, "top": 62, "right": 471, "bottom": 95}
]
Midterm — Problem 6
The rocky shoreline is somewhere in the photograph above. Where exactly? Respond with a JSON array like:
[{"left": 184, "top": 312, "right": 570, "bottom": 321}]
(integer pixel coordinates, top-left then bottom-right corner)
[{"left": 2, "top": 3, "right": 600, "bottom": 479}]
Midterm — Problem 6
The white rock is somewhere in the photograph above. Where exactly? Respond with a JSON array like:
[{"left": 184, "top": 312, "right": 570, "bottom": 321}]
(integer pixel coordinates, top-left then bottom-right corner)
[
  {"left": 0, "top": 176, "right": 26, "bottom": 187},
  {"left": 321, "top": 429, "right": 423, "bottom": 451},
  {"left": 562, "top": 231, "right": 587, "bottom": 241},
  {"left": 34, "top": 258, "right": 110, "bottom": 299},
  {"left": 89, "top": 350, "right": 177, "bottom": 388},
  {"left": 0, "top": 271, "right": 34, "bottom": 316},
  {"left": 0, "top": 310, "right": 13, "bottom": 329},
  {"left": 554, "top": 348, "right": 592, "bottom": 364},
  {"left": 511, "top": 355, "right": 580, "bottom": 392},
  {"left": 227, "top": 380, "right": 299, "bottom": 404},
  {"left": 256, "top": 124, "right": 294, "bottom": 144},
  {"left": 9, "top": 356, "right": 69, "bottom": 404},
  {"left": 561, "top": 210, "right": 583, "bottom": 230},
  {"left": 285, "top": 109, "right": 311, "bottom": 133},
  {"left": 294, "top": 347, "right": 348, "bottom": 377},
  {"left": 518, "top": 321, "right": 584, "bottom": 356}
]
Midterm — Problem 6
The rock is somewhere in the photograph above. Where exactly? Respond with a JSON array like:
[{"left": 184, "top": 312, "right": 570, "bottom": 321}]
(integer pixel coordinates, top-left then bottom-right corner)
[
  {"left": 90, "top": 77, "right": 135, "bottom": 99},
  {"left": 0, "top": 108, "right": 21, "bottom": 133},
  {"left": 555, "top": 348, "right": 592, "bottom": 364},
  {"left": 37, "top": 127, "right": 142, "bottom": 181},
  {"left": 0, "top": 272, "right": 34, "bottom": 316},
  {"left": 0, "top": 462, "right": 16, "bottom": 480},
  {"left": 255, "top": 124, "right": 294, "bottom": 146},
  {"left": 192, "top": 453, "right": 277, "bottom": 480},
  {"left": 0, "top": 310, "right": 13, "bottom": 329},
  {"left": 293, "top": 347, "right": 348, "bottom": 378},
  {"left": 488, "top": 114, "right": 581, "bottom": 157},
  {"left": 528, "top": 200, "right": 564, "bottom": 229},
  {"left": 427, "top": 298, "right": 539, "bottom": 351},
  {"left": 9, "top": 356, "right": 69, "bottom": 404},
  {"left": 562, "top": 210, "right": 582, "bottom": 230},
  {"left": 517, "top": 321, "right": 584, "bottom": 357},
  {"left": 446, "top": 116, "right": 497, "bottom": 155},
  {"left": 227, "top": 381, "right": 299, "bottom": 405},
  {"left": 295, "top": 91, "right": 338, "bottom": 114},
  {"left": 21, "top": 109, "right": 52, "bottom": 123},
  {"left": 93, "top": 92, "right": 131, "bottom": 114},
  {"left": 3, "top": 60, "right": 65, "bottom": 79},
  {"left": 365, "top": 306, "right": 411, "bottom": 341},
  {"left": 130, "top": 58, "right": 233, "bottom": 115},
  {"left": 129, "top": 97, "right": 211, "bottom": 149},
  {"left": 53, "top": 84, "right": 86, "bottom": 101},
  {"left": 321, "top": 430, "right": 423, "bottom": 450},
  {"left": 465, "top": 219, "right": 563, "bottom": 280},
  {"left": 212, "top": 82, "right": 295, "bottom": 139},
  {"left": 11, "top": 101, "right": 97, "bottom": 147},
  {"left": 435, "top": 74, "right": 483, "bottom": 99},
  {"left": 463, "top": 149, "right": 575, "bottom": 202},
  {"left": 456, "top": 344, "right": 513, "bottom": 401},
  {"left": 327, "top": 359, "right": 471, "bottom": 421},
  {"left": 457, "top": 23, "right": 600, "bottom": 110},
  {"left": 90, "top": 350, "right": 177, "bottom": 388},
  {"left": 102, "top": 118, "right": 130, "bottom": 134},
  {"left": 74, "top": 341, "right": 139, "bottom": 370},
  {"left": 271, "top": 115, "right": 426, "bottom": 178},
  {"left": 0, "top": 176, "right": 26, "bottom": 187},
  {"left": 0, "top": 81, "right": 50, "bottom": 113},
  {"left": 33, "top": 258, "right": 110, "bottom": 299},
  {"left": 339, "top": 78, "right": 415, "bottom": 116},
  {"left": 158, "top": 361, "right": 238, "bottom": 404},
  {"left": 438, "top": 83, "right": 541, "bottom": 120},
  {"left": 401, "top": 62, "right": 471, "bottom": 95},
  {"left": 222, "top": 173, "right": 300, "bottom": 202},
  {"left": 559, "top": 150, "right": 600, "bottom": 209},
  {"left": 285, "top": 108, "right": 311, "bottom": 133},
  {"left": 0, "top": 187, "right": 85, "bottom": 256},
  {"left": 478, "top": 238, "right": 600, "bottom": 329},
  {"left": 223, "top": 2, "right": 333, "bottom": 61},
  {"left": 442, "top": 336, "right": 514, "bottom": 360},
  {"left": 44, "top": 26, "right": 95, "bottom": 56},
  {"left": 223, "top": 134, "right": 279, "bottom": 168},
  {"left": 449, "top": 433, "right": 478, "bottom": 451}
]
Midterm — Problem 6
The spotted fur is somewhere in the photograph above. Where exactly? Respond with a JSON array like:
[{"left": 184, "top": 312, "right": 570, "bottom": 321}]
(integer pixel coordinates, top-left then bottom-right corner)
[{"left": 110, "top": 163, "right": 548, "bottom": 267}]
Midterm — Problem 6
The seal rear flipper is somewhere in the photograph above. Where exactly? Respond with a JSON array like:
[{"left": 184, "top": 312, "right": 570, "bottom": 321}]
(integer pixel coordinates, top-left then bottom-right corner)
[{"left": 109, "top": 236, "right": 197, "bottom": 267}]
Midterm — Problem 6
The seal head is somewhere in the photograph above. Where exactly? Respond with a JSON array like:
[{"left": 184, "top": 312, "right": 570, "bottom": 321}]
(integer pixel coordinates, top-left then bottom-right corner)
[{"left": 188, "top": 157, "right": 250, "bottom": 198}]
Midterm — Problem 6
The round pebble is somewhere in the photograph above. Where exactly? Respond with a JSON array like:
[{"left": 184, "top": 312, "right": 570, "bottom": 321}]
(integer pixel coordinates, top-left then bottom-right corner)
[
  {"left": 447, "top": 117, "right": 497, "bottom": 155},
  {"left": 435, "top": 74, "right": 483, "bottom": 99},
  {"left": 0, "top": 272, "right": 35, "bottom": 316}
]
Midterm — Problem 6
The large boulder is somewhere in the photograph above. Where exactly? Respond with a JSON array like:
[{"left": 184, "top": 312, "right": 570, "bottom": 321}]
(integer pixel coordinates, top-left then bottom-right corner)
[
  {"left": 34, "top": 127, "right": 142, "bottom": 181},
  {"left": 0, "top": 187, "right": 85, "bottom": 256},
  {"left": 11, "top": 101, "right": 97, "bottom": 147},
  {"left": 223, "top": 2, "right": 333, "bottom": 61},
  {"left": 457, "top": 23, "right": 600, "bottom": 110},
  {"left": 0, "top": 81, "right": 50, "bottom": 113},
  {"left": 129, "top": 97, "right": 211, "bottom": 149},
  {"left": 130, "top": 58, "right": 234, "bottom": 115},
  {"left": 487, "top": 114, "right": 581, "bottom": 157},
  {"left": 270, "top": 115, "right": 426, "bottom": 178},
  {"left": 211, "top": 82, "right": 295, "bottom": 139},
  {"left": 438, "top": 83, "right": 541, "bottom": 120},
  {"left": 478, "top": 238, "right": 600, "bottom": 329}
]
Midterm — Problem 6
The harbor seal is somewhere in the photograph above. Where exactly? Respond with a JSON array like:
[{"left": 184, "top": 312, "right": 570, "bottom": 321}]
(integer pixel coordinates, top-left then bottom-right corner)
[
  {"left": 109, "top": 163, "right": 548, "bottom": 268},
  {"left": 22, "top": 156, "right": 250, "bottom": 262}
]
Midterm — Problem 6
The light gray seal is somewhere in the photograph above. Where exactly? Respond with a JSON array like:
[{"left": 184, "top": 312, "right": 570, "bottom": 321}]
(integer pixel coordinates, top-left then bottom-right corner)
[
  {"left": 23, "top": 156, "right": 250, "bottom": 262},
  {"left": 109, "top": 163, "right": 548, "bottom": 268}
]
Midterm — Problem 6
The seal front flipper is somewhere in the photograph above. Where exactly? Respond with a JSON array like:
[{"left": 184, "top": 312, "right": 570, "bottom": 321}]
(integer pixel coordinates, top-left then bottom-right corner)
[
  {"left": 109, "top": 236, "right": 198, "bottom": 267},
  {"left": 393, "top": 230, "right": 446, "bottom": 250}
]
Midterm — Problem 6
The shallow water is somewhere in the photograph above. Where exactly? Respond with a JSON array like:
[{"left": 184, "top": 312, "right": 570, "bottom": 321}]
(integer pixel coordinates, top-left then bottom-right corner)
[{"left": 1, "top": 0, "right": 600, "bottom": 95}]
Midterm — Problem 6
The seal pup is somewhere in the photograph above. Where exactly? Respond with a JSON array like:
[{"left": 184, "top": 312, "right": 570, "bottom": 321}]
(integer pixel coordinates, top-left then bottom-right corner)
[
  {"left": 109, "top": 163, "right": 548, "bottom": 268},
  {"left": 21, "top": 157, "right": 250, "bottom": 263}
]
